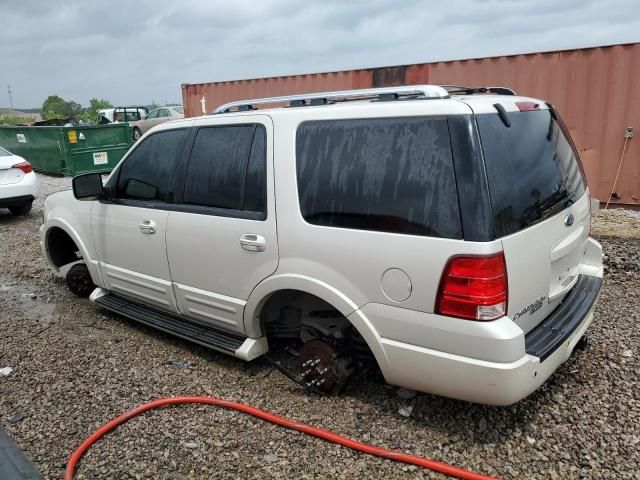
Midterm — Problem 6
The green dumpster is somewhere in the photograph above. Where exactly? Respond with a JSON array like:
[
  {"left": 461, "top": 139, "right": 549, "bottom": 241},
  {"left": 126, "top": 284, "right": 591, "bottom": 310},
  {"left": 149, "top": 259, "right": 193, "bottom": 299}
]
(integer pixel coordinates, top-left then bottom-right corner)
[{"left": 0, "top": 124, "right": 133, "bottom": 175}]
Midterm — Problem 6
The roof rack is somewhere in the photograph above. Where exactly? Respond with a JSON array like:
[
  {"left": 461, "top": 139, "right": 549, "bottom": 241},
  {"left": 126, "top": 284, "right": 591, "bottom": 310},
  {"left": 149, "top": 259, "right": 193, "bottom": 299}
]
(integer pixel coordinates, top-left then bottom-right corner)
[
  {"left": 213, "top": 85, "right": 450, "bottom": 113},
  {"left": 442, "top": 85, "right": 517, "bottom": 96}
]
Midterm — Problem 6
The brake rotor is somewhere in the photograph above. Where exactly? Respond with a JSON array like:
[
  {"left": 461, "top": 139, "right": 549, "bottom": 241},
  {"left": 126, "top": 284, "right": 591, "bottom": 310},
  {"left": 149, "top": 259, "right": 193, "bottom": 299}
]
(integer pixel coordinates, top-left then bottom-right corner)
[{"left": 298, "top": 339, "right": 342, "bottom": 395}]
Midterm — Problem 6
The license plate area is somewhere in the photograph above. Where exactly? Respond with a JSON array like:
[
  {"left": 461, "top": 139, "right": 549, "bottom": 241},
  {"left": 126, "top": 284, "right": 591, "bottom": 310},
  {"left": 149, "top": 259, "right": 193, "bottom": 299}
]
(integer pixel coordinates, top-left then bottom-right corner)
[{"left": 549, "top": 230, "right": 584, "bottom": 301}]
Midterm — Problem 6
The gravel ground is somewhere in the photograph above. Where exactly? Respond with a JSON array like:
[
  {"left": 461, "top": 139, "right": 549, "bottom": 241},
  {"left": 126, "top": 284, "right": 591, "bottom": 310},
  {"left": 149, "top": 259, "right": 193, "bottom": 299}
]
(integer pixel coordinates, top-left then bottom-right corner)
[{"left": 1, "top": 174, "right": 639, "bottom": 479}]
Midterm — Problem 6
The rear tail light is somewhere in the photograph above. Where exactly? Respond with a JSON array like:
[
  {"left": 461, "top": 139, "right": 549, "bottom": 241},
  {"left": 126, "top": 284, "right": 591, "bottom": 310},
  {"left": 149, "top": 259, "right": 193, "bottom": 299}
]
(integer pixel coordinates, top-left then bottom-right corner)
[
  {"left": 436, "top": 253, "right": 508, "bottom": 321},
  {"left": 12, "top": 161, "right": 32, "bottom": 174}
]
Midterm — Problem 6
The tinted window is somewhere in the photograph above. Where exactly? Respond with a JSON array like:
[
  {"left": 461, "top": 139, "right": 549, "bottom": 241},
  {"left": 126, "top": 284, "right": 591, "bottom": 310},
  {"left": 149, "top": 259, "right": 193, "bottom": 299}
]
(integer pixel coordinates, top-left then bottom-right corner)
[
  {"left": 183, "top": 125, "right": 266, "bottom": 214},
  {"left": 477, "top": 109, "right": 586, "bottom": 237},
  {"left": 0, "top": 146, "right": 11, "bottom": 156},
  {"left": 116, "top": 129, "right": 187, "bottom": 202},
  {"left": 243, "top": 127, "right": 267, "bottom": 213},
  {"left": 296, "top": 117, "right": 462, "bottom": 238}
]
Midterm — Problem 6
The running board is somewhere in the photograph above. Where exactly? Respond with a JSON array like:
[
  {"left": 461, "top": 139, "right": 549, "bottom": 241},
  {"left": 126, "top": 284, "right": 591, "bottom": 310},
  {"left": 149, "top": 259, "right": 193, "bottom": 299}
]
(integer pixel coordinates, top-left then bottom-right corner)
[{"left": 90, "top": 289, "right": 267, "bottom": 361}]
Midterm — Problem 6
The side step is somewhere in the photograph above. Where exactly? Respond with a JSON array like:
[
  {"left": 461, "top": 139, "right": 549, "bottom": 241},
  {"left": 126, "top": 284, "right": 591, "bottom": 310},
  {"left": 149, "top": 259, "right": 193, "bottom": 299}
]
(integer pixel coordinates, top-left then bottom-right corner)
[{"left": 91, "top": 290, "right": 267, "bottom": 360}]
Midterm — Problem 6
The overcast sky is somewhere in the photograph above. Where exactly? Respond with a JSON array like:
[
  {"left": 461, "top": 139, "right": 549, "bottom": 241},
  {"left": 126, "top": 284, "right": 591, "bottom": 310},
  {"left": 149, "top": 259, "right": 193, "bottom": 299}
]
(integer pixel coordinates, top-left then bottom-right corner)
[{"left": 1, "top": 0, "right": 638, "bottom": 109}]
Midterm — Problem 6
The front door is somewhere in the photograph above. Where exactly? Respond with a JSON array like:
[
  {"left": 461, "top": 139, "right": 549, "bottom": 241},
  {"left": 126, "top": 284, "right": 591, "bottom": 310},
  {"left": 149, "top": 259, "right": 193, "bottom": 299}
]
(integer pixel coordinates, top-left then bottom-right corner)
[
  {"left": 165, "top": 115, "right": 278, "bottom": 334},
  {"left": 93, "top": 126, "right": 191, "bottom": 311}
]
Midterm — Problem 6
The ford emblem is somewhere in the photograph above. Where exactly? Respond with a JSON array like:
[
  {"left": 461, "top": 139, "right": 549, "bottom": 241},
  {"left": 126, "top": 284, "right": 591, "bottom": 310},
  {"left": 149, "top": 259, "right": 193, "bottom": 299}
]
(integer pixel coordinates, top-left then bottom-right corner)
[{"left": 564, "top": 213, "right": 575, "bottom": 226}]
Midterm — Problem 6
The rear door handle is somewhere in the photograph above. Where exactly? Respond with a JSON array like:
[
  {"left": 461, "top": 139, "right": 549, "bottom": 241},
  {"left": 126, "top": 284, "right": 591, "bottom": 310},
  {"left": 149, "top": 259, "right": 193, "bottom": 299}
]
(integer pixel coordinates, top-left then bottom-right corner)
[
  {"left": 240, "top": 234, "right": 266, "bottom": 252},
  {"left": 139, "top": 220, "right": 156, "bottom": 234}
]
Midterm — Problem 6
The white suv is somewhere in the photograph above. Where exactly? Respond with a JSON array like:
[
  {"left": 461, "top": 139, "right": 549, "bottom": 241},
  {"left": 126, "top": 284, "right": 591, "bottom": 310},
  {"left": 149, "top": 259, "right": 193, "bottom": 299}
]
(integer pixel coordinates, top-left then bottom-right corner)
[{"left": 40, "top": 85, "right": 603, "bottom": 405}]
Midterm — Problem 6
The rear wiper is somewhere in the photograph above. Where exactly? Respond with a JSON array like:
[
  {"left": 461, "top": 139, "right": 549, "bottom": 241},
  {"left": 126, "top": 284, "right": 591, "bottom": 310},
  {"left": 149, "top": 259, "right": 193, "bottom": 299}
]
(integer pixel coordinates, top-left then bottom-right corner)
[{"left": 520, "top": 189, "right": 574, "bottom": 225}]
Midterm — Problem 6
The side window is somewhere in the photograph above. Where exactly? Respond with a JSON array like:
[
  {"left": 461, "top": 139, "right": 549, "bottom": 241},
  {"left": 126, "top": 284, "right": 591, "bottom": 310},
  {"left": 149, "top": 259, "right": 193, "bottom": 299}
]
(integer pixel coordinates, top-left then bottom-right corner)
[
  {"left": 159, "top": 109, "right": 170, "bottom": 118},
  {"left": 115, "top": 129, "right": 188, "bottom": 202},
  {"left": 243, "top": 127, "right": 267, "bottom": 213},
  {"left": 146, "top": 110, "right": 158, "bottom": 119},
  {"left": 183, "top": 124, "right": 267, "bottom": 215},
  {"left": 296, "top": 117, "right": 462, "bottom": 239}
]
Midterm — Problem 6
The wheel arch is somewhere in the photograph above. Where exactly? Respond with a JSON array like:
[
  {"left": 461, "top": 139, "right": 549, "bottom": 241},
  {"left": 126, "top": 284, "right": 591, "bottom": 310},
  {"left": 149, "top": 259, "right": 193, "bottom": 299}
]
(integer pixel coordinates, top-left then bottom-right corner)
[
  {"left": 41, "top": 219, "right": 103, "bottom": 285},
  {"left": 243, "top": 274, "right": 391, "bottom": 372}
]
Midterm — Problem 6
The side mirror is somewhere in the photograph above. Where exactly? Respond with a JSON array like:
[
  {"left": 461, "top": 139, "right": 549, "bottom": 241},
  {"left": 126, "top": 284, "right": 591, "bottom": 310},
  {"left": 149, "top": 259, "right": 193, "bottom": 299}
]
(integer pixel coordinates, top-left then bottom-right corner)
[{"left": 72, "top": 173, "right": 104, "bottom": 200}]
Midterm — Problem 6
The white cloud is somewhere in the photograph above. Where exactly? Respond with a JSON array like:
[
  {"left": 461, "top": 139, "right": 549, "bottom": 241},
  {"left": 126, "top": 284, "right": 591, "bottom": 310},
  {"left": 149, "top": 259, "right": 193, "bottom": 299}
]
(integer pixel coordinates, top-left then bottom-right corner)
[{"left": 0, "top": 0, "right": 638, "bottom": 108}]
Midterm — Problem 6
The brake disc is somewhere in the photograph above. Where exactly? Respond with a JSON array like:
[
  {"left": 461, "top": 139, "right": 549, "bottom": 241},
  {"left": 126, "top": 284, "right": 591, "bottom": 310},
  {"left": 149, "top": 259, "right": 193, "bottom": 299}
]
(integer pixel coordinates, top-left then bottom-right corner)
[{"left": 298, "top": 339, "right": 353, "bottom": 395}]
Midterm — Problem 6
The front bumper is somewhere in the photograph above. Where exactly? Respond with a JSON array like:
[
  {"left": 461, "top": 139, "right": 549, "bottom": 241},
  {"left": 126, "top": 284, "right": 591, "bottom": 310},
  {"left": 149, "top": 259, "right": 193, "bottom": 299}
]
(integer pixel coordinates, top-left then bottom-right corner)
[{"left": 357, "top": 274, "right": 601, "bottom": 405}]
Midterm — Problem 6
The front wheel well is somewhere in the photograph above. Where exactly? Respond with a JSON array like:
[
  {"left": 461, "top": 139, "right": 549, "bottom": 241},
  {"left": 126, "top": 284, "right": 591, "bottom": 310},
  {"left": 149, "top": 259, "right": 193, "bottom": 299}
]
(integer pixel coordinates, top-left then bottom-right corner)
[{"left": 47, "top": 227, "right": 81, "bottom": 268}]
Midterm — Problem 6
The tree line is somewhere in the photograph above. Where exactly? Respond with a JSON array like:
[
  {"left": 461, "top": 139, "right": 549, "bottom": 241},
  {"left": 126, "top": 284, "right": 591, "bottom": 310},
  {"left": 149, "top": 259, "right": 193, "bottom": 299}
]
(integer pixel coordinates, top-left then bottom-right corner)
[
  {"left": 41, "top": 95, "right": 113, "bottom": 123},
  {"left": 1, "top": 95, "right": 167, "bottom": 126}
]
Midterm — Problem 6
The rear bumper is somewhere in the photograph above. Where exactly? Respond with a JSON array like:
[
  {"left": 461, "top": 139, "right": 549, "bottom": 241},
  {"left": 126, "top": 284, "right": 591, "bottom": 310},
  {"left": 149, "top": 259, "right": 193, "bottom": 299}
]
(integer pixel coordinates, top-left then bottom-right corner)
[
  {"left": 0, "top": 194, "right": 34, "bottom": 208},
  {"left": 357, "top": 274, "right": 601, "bottom": 405},
  {"left": 525, "top": 275, "right": 602, "bottom": 361},
  {"left": 0, "top": 172, "right": 39, "bottom": 205}
]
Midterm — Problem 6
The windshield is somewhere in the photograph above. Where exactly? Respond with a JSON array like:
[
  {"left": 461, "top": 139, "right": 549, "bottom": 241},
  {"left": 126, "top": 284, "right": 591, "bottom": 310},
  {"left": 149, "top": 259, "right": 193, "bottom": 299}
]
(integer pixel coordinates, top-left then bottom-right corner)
[
  {"left": 0, "top": 146, "right": 11, "bottom": 156},
  {"left": 477, "top": 109, "right": 586, "bottom": 237}
]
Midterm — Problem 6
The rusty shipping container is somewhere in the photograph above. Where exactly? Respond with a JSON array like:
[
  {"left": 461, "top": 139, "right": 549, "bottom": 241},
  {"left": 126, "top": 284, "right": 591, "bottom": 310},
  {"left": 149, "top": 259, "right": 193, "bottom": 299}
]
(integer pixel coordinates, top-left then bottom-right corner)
[{"left": 182, "top": 42, "right": 640, "bottom": 206}]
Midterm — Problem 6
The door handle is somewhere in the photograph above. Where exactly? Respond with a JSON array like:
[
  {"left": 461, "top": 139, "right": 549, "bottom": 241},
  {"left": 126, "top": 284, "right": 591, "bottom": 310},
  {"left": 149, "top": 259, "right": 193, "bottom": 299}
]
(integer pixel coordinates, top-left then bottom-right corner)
[
  {"left": 139, "top": 220, "right": 156, "bottom": 234},
  {"left": 240, "top": 234, "right": 266, "bottom": 252}
]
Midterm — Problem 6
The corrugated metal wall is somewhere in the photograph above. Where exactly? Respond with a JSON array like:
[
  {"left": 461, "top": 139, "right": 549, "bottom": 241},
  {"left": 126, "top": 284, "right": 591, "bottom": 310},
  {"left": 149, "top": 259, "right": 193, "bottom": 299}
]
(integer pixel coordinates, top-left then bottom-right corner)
[
  {"left": 182, "top": 43, "right": 640, "bottom": 206},
  {"left": 181, "top": 65, "right": 430, "bottom": 117}
]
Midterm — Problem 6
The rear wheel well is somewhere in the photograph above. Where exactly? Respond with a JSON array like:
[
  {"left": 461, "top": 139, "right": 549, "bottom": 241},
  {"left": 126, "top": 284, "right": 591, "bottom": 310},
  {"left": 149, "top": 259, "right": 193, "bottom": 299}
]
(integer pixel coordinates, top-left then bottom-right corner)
[
  {"left": 47, "top": 227, "right": 81, "bottom": 268},
  {"left": 259, "top": 289, "right": 375, "bottom": 360},
  {"left": 259, "top": 289, "right": 378, "bottom": 393},
  {"left": 260, "top": 290, "right": 335, "bottom": 328}
]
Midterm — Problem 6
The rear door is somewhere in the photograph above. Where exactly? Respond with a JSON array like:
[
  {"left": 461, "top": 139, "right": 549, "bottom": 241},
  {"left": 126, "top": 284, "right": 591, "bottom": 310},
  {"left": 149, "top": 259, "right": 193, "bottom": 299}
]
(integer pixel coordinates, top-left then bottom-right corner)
[
  {"left": 165, "top": 115, "right": 277, "bottom": 334},
  {"left": 475, "top": 105, "right": 590, "bottom": 333}
]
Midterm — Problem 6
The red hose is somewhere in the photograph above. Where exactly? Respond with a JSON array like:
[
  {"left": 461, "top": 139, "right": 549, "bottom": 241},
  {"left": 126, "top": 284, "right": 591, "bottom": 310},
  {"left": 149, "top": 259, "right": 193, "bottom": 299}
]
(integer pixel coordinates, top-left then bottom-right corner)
[{"left": 64, "top": 396, "right": 498, "bottom": 480}]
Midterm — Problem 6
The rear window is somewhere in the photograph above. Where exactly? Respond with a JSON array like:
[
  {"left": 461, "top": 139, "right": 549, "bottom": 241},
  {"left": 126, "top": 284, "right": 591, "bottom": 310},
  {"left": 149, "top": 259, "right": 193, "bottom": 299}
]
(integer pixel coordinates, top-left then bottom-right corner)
[
  {"left": 0, "top": 147, "right": 11, "bottom": 156},
  {"left": 296, "top": 117, "right": 462, "bottom": 239},
  {"left": 477, "top": 109, "right": 586, "bottom": 237}
]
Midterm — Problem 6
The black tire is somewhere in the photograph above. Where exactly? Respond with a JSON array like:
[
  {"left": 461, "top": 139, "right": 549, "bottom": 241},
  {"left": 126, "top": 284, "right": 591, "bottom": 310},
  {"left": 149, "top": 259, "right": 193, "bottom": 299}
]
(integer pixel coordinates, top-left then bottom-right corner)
[
  {"left": 66, "top": 263, "right": 95, "bottom": 298},
  {"left": 9, "top": 201, "right": 32, "bottom": 216},
  {"left": 132, "top": 128, "right": 142, "bottom": 141}
]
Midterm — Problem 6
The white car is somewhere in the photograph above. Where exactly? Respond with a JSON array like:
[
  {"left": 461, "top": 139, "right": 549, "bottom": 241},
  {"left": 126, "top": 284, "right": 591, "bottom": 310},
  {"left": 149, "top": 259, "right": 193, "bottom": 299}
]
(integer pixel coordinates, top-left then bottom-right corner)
[
  {"left": 0, "top": 146, "right": 39, "bottom": 215},
  {"left": 40, "top": 85, "right": 603, "bottom": 405}
]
